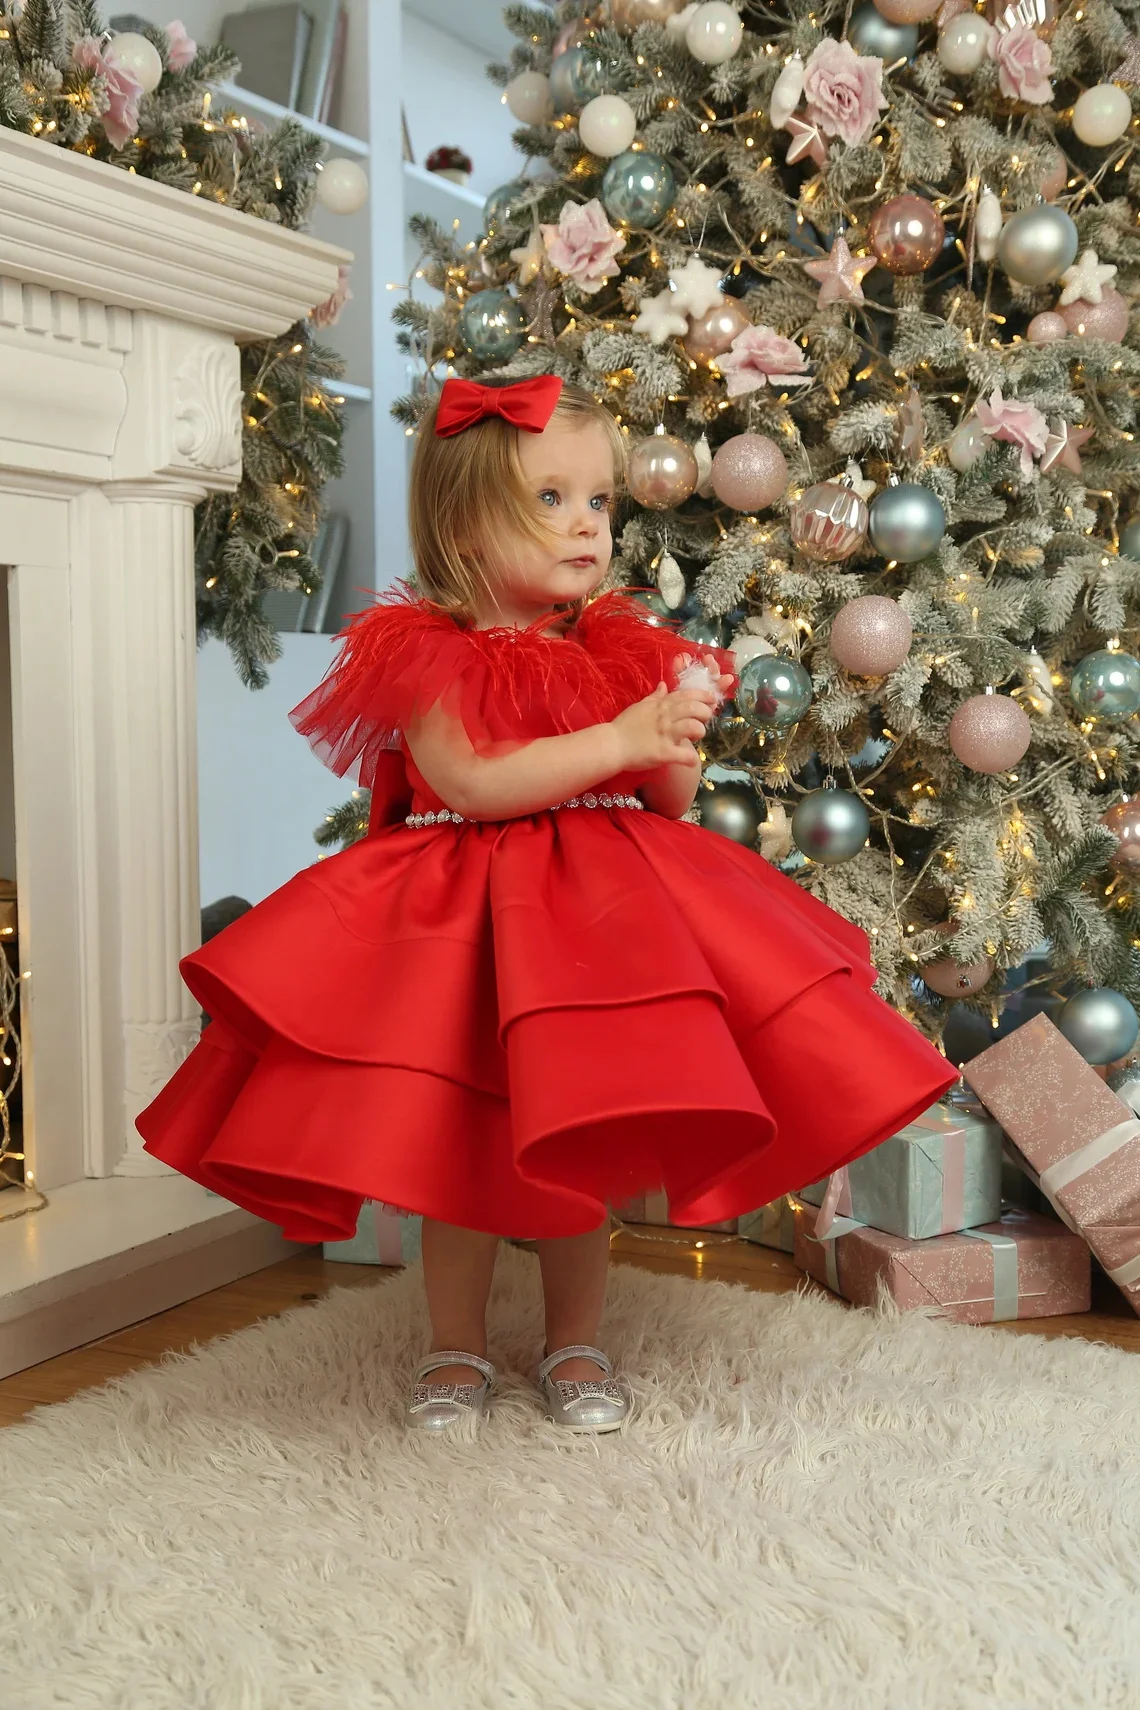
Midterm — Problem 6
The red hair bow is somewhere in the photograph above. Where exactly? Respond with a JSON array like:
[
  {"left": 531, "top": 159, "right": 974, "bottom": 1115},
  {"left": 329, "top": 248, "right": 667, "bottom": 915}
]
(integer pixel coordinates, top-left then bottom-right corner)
[{"left": 434, "top": 375, "right": 563, "bottom": 437}]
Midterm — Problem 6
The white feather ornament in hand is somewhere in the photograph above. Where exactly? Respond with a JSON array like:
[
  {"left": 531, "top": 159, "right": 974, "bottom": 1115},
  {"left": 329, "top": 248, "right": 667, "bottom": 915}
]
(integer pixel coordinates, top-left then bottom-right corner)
[{"left": 676, "top": 656, "right": 727, "bottom": 706}]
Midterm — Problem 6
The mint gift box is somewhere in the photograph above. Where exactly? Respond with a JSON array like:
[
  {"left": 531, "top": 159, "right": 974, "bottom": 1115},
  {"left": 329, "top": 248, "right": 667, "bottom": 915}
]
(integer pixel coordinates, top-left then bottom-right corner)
[
  {"left": 799, "top": 1100, "right": 1002, "bottom": 1241},
  {"left": 323, "top": 1201, "right": 423, "bottom": 1266}
]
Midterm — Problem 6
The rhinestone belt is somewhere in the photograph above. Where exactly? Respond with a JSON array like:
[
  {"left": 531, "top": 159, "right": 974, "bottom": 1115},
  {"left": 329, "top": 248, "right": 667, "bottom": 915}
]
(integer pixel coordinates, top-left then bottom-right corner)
[{"left": 405, "top": 792, "right": 644, "bottom": 828}]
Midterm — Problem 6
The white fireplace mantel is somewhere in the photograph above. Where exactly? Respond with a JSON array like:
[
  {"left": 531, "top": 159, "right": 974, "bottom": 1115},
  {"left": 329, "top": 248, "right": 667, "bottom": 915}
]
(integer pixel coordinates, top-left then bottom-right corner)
[{"left": 0, "top": 126, "right": 353, "bottom": 1377}]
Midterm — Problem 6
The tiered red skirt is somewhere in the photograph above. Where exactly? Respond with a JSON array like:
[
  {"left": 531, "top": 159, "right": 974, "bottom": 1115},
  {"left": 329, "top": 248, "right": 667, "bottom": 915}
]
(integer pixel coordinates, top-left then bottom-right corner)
[{"left": 136, "top": 808, "right": 956, "bottom": 1240}]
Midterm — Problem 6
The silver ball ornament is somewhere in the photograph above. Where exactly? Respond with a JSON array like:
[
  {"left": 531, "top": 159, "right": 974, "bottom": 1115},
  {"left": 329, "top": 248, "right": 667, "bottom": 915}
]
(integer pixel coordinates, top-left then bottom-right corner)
[
  {"left": 1120, "top": 519, "right": 1140, "bottom": 560},
  {"left": 458, "top": 289, "right": 527, "bottom": 360},
  {"left": 1058, "top": 988, "right": 1139, "bottom": 1066},
  {"left": 601, "top": 150, "right": 676, "bottom": 228},
  {"left": 1069, "top": 650, "right": 1140, "bottom": 722},
  {"left": 792, "top": 788, "right": 870, "bottom": 864},
  {"left": 997, "top": 205, "right": 1078, "bottom": 287},
  {"left": 1108, "top": 1063, "right": 1140, "bottom": 1113},
  {"left": 848, "top": 3, "right": 918, "bottom": 60},
  {"left": 868, "top": 482, "right": 946, "bottom": 563},
  {"left": 701, "top": 779, "right": 763, "bottom": 846},
  {"left": 737, "top": 654, "right": 813, "bottom": 729},
  {"left": 483, "top": 178, "right": 537, "bottom": 234},
  {"left": 829, "top": 595, "right": 913, "bottom": 676}
]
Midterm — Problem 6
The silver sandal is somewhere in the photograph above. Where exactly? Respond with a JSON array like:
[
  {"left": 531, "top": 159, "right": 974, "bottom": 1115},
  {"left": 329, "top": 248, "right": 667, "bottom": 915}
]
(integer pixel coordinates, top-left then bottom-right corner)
[
  {"left": 405, "top": 1349, "right": 496, "bottom": 1432},
  {"left": 538, "top": 1342, "right": 631, "bottom": 1433}
]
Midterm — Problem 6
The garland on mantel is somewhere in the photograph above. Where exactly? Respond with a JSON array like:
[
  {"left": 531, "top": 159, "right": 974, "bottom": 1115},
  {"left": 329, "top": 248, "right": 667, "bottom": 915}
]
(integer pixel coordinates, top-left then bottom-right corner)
[{"left": 0, "top": 0, "right": 346, "bottom": 685}]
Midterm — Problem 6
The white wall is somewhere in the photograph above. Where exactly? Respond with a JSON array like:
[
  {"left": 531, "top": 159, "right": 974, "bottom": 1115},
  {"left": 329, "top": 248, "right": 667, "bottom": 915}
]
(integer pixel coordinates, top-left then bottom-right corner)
[
  {"left": 197, "top": 633, "right": 358, "bottom": 905},
  {"left": 401, "top": 11, "right": 519, "bottom": 198}
]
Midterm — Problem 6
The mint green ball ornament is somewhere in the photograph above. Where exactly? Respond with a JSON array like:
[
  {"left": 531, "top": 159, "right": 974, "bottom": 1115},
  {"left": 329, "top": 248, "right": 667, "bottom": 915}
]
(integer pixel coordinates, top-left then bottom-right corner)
[
  {"left": 458, "top": 290, "right": 527, "bottom": 361},
  {"left": 738, "top": 654, "right": 813, "bottom": 730},
  {"left": 601, "top": 150, "right": 675, "bottom": 228},
  {"left": 1069, "top": 649, "right": 1140, "bottom": 721}
]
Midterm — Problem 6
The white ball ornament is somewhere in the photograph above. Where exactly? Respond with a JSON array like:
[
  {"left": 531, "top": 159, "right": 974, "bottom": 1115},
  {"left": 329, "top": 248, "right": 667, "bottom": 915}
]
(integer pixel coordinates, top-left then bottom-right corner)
[
  {"left": 936, "top": 11, "right": 993, "bottom": 73},
  {"left": 1072, "top": 83, "right": 1133, "bottom": 147},
  {"left": 505, "top": 71, "right": 553, "bottom": 124},
  {"left": 578, "top": 94, "right": 637, "bottom": 158},
  {"left": 316, "top": 157, "right": 369, "bottom": 215},
  {"left": 107, "top": 31, "right": 164, "bottom": 94},
  {"left": 686, "top": 1, "right": 744, "bottom": 63}
]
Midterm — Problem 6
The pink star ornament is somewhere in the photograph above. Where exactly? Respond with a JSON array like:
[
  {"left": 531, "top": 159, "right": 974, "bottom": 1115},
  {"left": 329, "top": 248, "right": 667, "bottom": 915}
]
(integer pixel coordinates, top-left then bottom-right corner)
[
  {"left": 803, "top": 233, "right": 878, "bottom": 307},
  {"left": 1039, "top": 419, "right": 1093, "bottom": 476},
  {"left": 785, "top": 116, "right": 828, "bottom": 167}
]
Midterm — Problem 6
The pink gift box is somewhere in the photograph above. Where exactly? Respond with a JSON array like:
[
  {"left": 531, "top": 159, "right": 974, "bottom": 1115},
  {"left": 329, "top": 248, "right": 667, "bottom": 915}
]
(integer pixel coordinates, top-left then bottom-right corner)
[
  {"left": 792, "top": 1199, "right": 1090, "bottom": 1324},
  {"left": 612, "top": 1190, "right": 738, "bottom": 1234},
  {"left": 962, "top": 1014, "right": 1140, "bottom": 1314}
]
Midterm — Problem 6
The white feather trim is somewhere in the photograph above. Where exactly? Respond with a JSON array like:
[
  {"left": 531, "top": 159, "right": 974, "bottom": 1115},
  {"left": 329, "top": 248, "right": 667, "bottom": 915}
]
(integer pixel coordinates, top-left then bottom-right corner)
[{"left": 676, "top": 657, "right": 726, "bottom": 705}]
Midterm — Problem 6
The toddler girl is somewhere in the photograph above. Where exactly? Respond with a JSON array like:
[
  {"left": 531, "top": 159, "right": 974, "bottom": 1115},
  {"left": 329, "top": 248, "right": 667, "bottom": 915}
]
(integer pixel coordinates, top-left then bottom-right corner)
[{"left": 137, "top": 375, "right": 955, "bottom": 1435}]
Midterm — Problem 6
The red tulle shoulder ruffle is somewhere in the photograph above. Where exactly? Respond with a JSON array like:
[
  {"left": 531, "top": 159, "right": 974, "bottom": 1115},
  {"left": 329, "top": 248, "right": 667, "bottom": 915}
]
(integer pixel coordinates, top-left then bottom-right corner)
[{"left": 287, "top": 582, "right": 735, "bottom": 793}]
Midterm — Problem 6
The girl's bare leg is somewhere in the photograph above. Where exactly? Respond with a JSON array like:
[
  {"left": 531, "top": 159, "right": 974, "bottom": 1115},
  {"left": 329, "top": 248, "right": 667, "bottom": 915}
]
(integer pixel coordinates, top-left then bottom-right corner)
[
  {"left": 534, "top": 1215, "right": 612, "bottom": 1381},
  {"left": 420, "top": 1217, "right": 501, "bottom": 1385}
]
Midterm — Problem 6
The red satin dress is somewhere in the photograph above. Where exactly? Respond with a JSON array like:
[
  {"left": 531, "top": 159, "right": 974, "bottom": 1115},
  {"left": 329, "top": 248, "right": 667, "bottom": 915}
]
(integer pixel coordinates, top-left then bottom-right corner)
[{"left": 136, "top": 588, "right": 956, "bottom": 1241}]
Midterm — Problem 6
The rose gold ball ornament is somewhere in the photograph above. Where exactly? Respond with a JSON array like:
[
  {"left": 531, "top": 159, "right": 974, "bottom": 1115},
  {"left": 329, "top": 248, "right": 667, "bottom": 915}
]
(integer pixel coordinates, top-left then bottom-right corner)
[
  {"left": 829, "top": 595, "right": 913, "bottom": 675},
  {"left": 987, "top": 0, "right": 1056, "bottom": 39},
  {"left": 608, "top": 0, "right": 683, "bottom": 28},
  {"left": 922, "top": 955, "right": 995, "bottom": 997},
  {"left": 1060, "top": 288, "right": 1130, "bottom": 343},
  {"left": 683, "top": 299, "right": 750, "bottom": 364},
  {"left": 710, "top": 434, "right": 789, "bottom": 511},
  {"left": 948, "top": 692, "right": 1032, "bottom": 773},
  {"left": 873, "top": 0, "right": 941, "bottom": 21},
  {"left": 869, "top": 194, "right": 946, "bottom": 275},
  {"left": 628, "top": 432, "right": 699, "bottom": 509},
  {"left": 1027, "top": 311, "right": 1068, "bottom": 344},
  {"left": 1102, "top": 798, "right": 1140, "bottom": 874},
  {"left": 789, "top": 481, "right": 870, "bottom": 562},
  {"left": 1040, "top": 148, "right": 1068, "bottom": 201}
]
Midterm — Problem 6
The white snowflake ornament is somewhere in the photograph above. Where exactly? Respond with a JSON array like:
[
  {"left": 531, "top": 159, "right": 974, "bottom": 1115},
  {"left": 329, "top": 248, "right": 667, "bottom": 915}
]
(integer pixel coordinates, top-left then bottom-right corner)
[
  {"left": 1058, "top": 249, "right": 1117, "bottom": 308},
  {"left": 844, "top": 460, "right": 878, "bottom": 502},
  {"left": 668, "top": 256, "right": 725, "bottom": 319},
  {"left": 633, "top": 287, "right": 690, "bottom": 345}
]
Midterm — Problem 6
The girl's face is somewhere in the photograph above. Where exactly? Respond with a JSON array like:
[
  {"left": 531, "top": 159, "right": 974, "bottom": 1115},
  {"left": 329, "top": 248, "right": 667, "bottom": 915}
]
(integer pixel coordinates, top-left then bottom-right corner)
[{"left": 476, "top": 416, "right": 616, "bottom": 623}]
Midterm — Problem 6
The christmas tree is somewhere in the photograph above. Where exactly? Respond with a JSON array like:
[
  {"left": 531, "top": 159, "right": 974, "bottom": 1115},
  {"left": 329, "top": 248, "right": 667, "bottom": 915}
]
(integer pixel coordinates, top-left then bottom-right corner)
[
  {"left": 374, "top": 0, "right": 1140, "bottom": 1052},
  {"left": 0, "top": 0, "right": 346, "bottom": 686}
]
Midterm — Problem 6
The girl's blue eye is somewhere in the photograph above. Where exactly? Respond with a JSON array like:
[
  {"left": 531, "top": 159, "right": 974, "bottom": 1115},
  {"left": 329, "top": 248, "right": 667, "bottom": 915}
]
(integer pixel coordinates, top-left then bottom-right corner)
[
  {"left": 590, "top": 495, "right": 610, "bottom": 511},
  {"left": 539, "top": 489, "right": 558, "bottom": 507}
]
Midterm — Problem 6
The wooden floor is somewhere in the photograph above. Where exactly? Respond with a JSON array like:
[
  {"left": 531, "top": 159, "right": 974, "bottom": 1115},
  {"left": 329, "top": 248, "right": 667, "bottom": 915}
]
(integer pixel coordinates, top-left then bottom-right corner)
[{"left": 1, "top": 1225, "right": 1137, "bottom": 1426}]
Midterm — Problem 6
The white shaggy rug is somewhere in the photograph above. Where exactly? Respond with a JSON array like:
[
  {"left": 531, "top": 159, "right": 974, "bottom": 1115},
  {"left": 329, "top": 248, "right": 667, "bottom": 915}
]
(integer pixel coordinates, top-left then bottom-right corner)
[{"left": 4, "top": 1246, "right": 1140, "bottom": 1710}]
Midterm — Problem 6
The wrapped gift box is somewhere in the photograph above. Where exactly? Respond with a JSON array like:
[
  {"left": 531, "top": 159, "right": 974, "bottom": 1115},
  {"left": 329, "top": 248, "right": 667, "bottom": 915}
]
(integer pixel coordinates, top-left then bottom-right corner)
[
  {"left": 799, "top": 1099, "right": 1002, "bottom": 1241},
  {"left": 792, "top": 1199, "right": 1090, "bottom": 1324},
  {"left": 323, "top": 1201, "right": 422, "bottom": 1266},
  {"left": 611, "top": 1189, "right": 738, "bottom": 1235},
  {"left": 738, "top": 1196, "right": 797, "bottom": 1253},
  {"left": 963, "top": 1014, "right": 1140, "bottom": 1314}
]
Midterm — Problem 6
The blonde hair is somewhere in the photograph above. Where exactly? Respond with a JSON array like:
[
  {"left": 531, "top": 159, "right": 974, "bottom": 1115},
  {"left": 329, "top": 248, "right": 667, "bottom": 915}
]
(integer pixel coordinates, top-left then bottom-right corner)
[{"left": 408, "top": 379, "right": 627, "bottom": 619}]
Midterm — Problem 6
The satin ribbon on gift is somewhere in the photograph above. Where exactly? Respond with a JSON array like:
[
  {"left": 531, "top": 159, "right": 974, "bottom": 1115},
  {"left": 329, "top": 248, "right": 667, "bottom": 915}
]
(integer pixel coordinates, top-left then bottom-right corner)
[
  {"left": 1021, "top": 1117, "right": 1140, "bottom": 1288},
  {"left": 435, "top": 374, "right": 564, "bottom": 437},
  {"left": 812, "top": 1106, "right": 967, "bottom": 1239},
  {"left": 806, "top": 1206, "right": 1022, "bottom": 1319}
]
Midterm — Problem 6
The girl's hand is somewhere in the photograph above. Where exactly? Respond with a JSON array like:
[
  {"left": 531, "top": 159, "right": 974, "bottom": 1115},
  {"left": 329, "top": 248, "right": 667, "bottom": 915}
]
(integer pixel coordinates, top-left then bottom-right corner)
[{"left": 610, "top": 682, "right": 717, "bottom": 770}]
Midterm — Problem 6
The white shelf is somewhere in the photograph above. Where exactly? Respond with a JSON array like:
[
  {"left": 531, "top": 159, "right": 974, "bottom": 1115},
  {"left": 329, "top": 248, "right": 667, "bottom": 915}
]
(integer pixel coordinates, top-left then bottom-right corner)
[
  {"left": 213, "top": 80, "right": 371, "bottom": 158},
  {"left": 403, "top": 159, "right": 486, "bottom": 216},
  {"left": 321, "top": 378, "right": 372, "bottom": 403}
]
